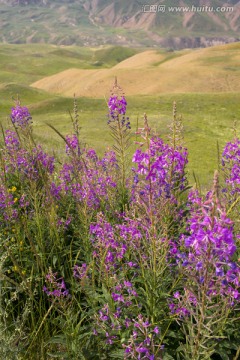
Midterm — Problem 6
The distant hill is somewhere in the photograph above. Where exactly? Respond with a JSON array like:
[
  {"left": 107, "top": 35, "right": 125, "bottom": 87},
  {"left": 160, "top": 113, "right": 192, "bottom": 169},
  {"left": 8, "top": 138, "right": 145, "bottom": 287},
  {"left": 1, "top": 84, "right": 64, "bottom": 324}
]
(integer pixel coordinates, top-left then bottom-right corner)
[
  {"left": 31, "top": 42, "right": 240, "bottom": 97},
  {"left": 0, "top": 0, "right": 239, "bottom": 48}
]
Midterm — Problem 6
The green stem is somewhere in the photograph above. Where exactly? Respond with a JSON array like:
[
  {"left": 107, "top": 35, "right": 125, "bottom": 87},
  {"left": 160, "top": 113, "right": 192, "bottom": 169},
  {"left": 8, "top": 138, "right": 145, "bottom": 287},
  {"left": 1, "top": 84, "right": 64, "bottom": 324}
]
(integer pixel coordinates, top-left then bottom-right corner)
[{"left": 117, "top": 116, "right": 126, "bottom": 191}]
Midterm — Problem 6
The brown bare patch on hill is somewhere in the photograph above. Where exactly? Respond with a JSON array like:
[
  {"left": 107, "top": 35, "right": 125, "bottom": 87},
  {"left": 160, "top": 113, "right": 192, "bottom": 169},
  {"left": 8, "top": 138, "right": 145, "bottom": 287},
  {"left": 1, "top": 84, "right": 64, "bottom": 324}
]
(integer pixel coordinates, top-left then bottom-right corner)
[{"left": 31, "top": 43, "right": 240, "bottom": 98}]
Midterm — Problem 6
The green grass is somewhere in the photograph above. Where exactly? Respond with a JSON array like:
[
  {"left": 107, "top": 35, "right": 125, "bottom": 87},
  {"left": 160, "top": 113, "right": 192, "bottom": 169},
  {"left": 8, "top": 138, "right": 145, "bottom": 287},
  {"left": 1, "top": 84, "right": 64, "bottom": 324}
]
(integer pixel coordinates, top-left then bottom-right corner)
[
  {"left": 119, "top": 93, "right": 240, "bottom": 188},
  {"left": 0, "top": 44, "right": 141, "bottom": 84},
  {"left": 92, "top": 46, "right": 138, "bottom": 66},
  {"left": 0, "top": 44, "right": 91, "bottom": 84},
  {"left": 33, "top": 92, "right": 240, "bottom": 188},
  {"left": 0, "top": 83, "right": 239, "bottom": 187}
]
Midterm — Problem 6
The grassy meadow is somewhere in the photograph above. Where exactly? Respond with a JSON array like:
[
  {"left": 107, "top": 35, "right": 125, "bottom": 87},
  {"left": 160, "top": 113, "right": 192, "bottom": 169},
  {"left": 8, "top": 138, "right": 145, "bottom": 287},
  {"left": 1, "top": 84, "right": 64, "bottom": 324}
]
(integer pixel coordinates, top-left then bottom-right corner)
[
  {"left": 0, "top": 43, "right": 239, "bottom": 187},
  {"left": 0, "top": 42, "right": 239, "bottom": 360}
]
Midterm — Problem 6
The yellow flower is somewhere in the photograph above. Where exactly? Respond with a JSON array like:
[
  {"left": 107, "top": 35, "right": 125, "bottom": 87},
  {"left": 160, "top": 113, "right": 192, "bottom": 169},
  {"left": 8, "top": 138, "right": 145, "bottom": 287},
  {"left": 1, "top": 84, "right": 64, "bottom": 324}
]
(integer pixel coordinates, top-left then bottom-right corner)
[
  {"left": 14, "top": 198, "right": 18, "bottom": 203},
  {"left": 13, "top": 265, "right": 18, "bottom": 272},
  {"left": 8, "top": 186, "right": 17, "bottom": 193}
]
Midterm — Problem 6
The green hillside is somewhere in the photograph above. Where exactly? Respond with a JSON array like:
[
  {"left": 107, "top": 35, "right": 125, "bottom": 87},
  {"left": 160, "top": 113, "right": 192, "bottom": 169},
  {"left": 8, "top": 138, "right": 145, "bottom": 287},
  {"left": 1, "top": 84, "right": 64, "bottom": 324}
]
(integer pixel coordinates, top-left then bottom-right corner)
[{"left": 0, "top": 44, "right": 139, "bottom": 84}]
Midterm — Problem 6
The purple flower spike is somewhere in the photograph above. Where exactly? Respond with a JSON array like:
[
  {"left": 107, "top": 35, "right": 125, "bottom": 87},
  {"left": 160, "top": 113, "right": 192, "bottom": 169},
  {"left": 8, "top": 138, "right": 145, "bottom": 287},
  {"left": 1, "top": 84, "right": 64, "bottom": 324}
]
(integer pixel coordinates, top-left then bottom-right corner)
[
  {"left": 11, "top": 105, "right": 32, "bottom": 128},
  {"left": 43, "top": 269, "right": 70, "bottom": 300},
  {"left": 65, "top": 134, "right": 80, "bottom": 155},
  {"left": 222, "top": 138, "right": 240, "bottom": 194},
  {"left": 108, "top": 95, "right": 127, "bottom": 116}
]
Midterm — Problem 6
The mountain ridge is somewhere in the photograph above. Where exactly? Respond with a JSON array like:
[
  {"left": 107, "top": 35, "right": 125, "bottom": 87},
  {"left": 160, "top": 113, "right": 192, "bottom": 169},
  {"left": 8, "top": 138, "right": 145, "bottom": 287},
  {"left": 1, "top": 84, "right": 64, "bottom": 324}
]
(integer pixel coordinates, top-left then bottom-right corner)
[{"left": 0, "top": 0, "right": 240, "bottom": 48}]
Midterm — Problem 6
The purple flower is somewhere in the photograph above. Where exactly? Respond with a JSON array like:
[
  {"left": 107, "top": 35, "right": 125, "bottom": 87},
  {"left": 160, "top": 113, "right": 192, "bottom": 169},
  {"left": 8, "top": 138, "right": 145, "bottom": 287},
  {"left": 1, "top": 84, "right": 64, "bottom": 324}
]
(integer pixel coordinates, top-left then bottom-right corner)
[
  {"left": 43, "top": 269, "right": 70, "bottom": 299},
  {"left": 173, "top": 291, "right": 180, "bottom": 299},
  {"left": 19, "top": 193, "right": 29, "bottom": 208},
  {"left": 125, "top": 318, "right": 131, "bottom": 328},
  {"left": 112, "top": 292, "right": 125, "bottom": 303},
  {"left": 125, "top": 346, "right": 131, "bottom": 354},
  {"left": 98, "top": 304, "right": 109, "bottom": 322},
  {"left": 108, "top": 95, "right": 127, "bottom": 115},
  {"left": 216, "top": 267, "right": 224, "bottom": 277},
  {"left": 222, "top": 138, "right": 240, "bottom": 194},
  {"left": 11, "top": 105, "right": 32, "bottom": 128},
  {"left": 5, "top": 130, "right": 20, "bottom": 151},
  {"left": 196, "top": 261, "right": 203, "bottom": 270},
  {"left": 99, "top": 312, "right": 109, "bottom": 322},
  {"left": 124, "top": 281, "right": 132, "bottom": 288},
  {"left": 132, "top": 137, "right": 188, "bottom": 216},
  {"left": 171, "top": 188, "right": 240, "bottom": 328},
  {"left": 73, "top": 264, "right": 88, "bottom": 280},
  {"left": 136, "top": 346, "right": 148, "bottom": 353},
  {"left": 50, "top": 182, "right": 62, "bottom": 200},
  {"left": 65, "top": 134, "right": 80, "bottom": 155},
  {"left": 59, "top": 149, "right": 117, "bottom": 210}
]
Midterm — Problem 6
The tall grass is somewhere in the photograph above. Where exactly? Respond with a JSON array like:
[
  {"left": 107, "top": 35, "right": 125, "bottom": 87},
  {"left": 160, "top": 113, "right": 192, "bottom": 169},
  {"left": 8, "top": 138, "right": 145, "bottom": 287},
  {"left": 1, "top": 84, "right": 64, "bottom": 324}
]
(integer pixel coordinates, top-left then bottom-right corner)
[{"left": 0, "top": 87, "right": 239, "bottom": 359}]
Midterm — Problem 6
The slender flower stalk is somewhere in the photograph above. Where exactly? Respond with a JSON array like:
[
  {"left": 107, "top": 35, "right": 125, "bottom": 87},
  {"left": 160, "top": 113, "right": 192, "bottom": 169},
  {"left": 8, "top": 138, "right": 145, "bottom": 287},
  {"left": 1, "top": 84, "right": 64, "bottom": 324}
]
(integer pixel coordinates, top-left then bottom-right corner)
[
  {"left": 107, "top": 77, "right": 131, "bottom": 209},
  {"left": 169, "top": 172, "right": 240, "bottom": 359}
]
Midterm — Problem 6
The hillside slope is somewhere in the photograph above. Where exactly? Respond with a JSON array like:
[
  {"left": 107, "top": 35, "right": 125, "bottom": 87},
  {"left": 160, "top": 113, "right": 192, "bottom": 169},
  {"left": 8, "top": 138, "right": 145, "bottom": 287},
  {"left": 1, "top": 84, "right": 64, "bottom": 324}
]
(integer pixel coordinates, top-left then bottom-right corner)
[{"left": 31, "top": 42, "right": 240, "bottom": 97}]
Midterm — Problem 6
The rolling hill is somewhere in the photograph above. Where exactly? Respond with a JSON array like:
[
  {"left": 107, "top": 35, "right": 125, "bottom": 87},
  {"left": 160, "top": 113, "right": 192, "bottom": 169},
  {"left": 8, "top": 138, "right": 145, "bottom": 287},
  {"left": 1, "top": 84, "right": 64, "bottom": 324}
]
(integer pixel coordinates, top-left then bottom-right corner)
[{"left": 31, "top": 42, "right": 240, "bottom": 97}]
